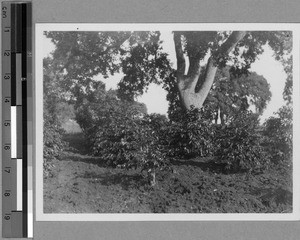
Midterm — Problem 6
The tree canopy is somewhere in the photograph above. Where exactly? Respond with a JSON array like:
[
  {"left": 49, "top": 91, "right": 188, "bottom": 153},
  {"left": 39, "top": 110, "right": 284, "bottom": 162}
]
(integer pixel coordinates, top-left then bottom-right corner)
[
  {"left": 45, "top": 30, "right": 292, "bottom": 118},
  {"left": 43, "top": 28, "right": 294, "bottom": 191},
  {"left": 204, "top": 67, "right": 271, "bottom": 124}
]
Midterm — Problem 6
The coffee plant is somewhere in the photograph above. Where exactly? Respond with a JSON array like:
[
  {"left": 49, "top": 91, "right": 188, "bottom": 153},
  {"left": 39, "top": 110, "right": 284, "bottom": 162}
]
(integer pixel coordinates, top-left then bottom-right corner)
[
  {"left": 215, "top": 111, "right": 270, "bottom": 172},
  {"left": 75, "top": 91, "right": 171, "bottom": 185},
  {"left": 165, "top": 106, "right": 216, "bottom": 159},
  {"left": 43, "top": 59, "right": 68, "bottom": 177},
  {"left": 263, "top": 105, "right": 293, "bottom": 169}
]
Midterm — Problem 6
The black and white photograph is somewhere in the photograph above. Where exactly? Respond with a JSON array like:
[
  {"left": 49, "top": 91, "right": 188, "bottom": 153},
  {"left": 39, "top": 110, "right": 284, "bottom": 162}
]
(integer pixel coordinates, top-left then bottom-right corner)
[{"left": 35, "top": 24, "right": 300, "bottom": 221}]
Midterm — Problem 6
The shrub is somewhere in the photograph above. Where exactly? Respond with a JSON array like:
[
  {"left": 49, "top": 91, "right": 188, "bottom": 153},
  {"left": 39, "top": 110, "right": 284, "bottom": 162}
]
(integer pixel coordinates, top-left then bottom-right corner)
[
  {"left": 43, "top": 115, "right": 66, "bottom": 160},
  {"left": 94, "top": 111, "right": 171, "bottom": 185},
  {"left": 43, "top": 104, "right": 67, "bottom": 178},
  {"left": 263, "top": 105, "right": 293, "bottom": 170},
  {"left": 91, "top": 104, "right": 144, "bottom": 167},
  {"left": 43, "top": 66, "right": 68, "bottom": 177},
  {"left": 75, "top": 91, "right": 171, "bottom": 185},
  {"left": 215, "top": 111, "right": 270, "bottom": 172},
  {"left": 165, "top": 107, "right": 216, "bottom": 159},
  {"left": 146, "top": 165, "right": 292, "bottom": 213}
]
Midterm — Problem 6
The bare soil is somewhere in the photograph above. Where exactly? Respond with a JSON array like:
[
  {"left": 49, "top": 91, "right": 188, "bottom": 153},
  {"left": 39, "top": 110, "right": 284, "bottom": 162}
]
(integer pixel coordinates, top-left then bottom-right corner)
[{"left": 44, "top": 133, "right": 292, "bottom": 213}]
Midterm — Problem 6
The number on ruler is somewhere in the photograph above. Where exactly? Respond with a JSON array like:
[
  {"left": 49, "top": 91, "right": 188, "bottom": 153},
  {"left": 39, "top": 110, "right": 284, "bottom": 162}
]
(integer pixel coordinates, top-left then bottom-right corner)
[
  {"left": 3, "top": 144, "right": 10, "bottom": 150},
  {"left": 4, "top": 97, "right": 10, "bottom": 103},
  {"left": 4, "top": 191, "right": 10, "bottom": 197},
  {"left": 4, "top": 120, "right": 10, "bottom": 127},
  {"left": 3, "top": 50, "right": 10, "bottom": 57},
  {"left": 4, "top": 167, "right": 11, "bottom": 173},
  {"left": 4, "top": 214, "right": 11, "bottom": 221},
  {"left": 4, "top": 26, "right": 10, "bottom": 33},
  {"left": 4, "top": 74, "right": 10, "bottom": 80}
]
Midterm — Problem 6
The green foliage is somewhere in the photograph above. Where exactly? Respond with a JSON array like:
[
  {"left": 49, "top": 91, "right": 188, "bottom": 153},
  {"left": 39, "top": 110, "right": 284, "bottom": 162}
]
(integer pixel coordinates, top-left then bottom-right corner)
[
  {"left": 45, "top": 31, "right": 172, "bottom": 103},
  {"left": 75, "top": 87, "right": 170, "bottom": 182},
  {"left": 44, "top": 30, "right": 293, "bottom": 182},
  {"left": 162, "top": 70, "right": 184, "bottom": 121},
  {"left": 163, "top": 67, "right": 271, "bottom": 127},
  {"left": 43, "top": 113, "right": 66, "bottom": 161},
  {"left": 164, "top": 107, "right": 216, "bottom": 159},
  {"left": 118, "top": 31, "right": 171, "bottom": 101},
  {"left": 283, "top": 56, "right": 293, "bottom": 104},
  {"left": 93, "top": 112, "right": 171, "bottom": 185},
  {"left": 56, "top": 102, "right": 75, "bottom": 124},
  {"left": 177, "top": 31, "right": 291, "bottom": 73},
  {"left": 75, "top": 84, "right": 217, "bottom": 184},
  {"left": 43, "top": 58, "right": 68, "bottom": 177},
  {"left": 45, "top": 31, "right": 292, "bottom": 128},
  {"left": 45, "top": 31, "right": 131, "bottom": 80},
  {"left": 203, "top": 67, "right": 271, "bottom": 124},
  {"left": 215, "top": 111, "right": 270, "bottom": 172},
  {"left": 147, "top": 166, "right": 292, "bottom": 213},
  {"left": 232, "top": 31, "right": 292, "bottom": 72},
  {"left": 263, "top": 105, "right": 293, "bottom": 168},
  {"left": 43, "top": 114, "right": 66, "bottom": 178}
]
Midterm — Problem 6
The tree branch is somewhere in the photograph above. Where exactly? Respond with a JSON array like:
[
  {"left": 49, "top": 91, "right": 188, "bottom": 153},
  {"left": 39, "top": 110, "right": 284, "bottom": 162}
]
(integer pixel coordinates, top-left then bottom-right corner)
[
  {"left": 191, "top": 31, "right": 247, "bottom": 108},
  {"left": 218, "top": 31, "right": 247, "bottom": 56},
  {"left": 195, "top": 31, "right": 247, "bottom": 93},
  {"left": 61, "top": 33, "right": 131, "bottom": 73},
  {"left": 173, "top": 32, "right": 186, "bottom": 76}
]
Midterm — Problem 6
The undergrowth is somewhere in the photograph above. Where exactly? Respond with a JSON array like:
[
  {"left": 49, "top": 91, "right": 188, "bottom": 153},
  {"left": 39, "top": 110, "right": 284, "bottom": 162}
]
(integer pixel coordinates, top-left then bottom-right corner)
[{"left": 146, "top": 163, "right": 292, "bottom": 213}]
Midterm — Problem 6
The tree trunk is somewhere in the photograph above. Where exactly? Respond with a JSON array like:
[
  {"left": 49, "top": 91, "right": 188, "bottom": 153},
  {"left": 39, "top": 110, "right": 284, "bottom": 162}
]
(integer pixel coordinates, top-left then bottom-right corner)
[
  {"left": 174, "top": 31, "right": 247, "bottom": 110},
  {"left": 220, "top": 110, "right": 225, "bottom": 125},
  {"left": 149, "top": 170, "right": 156, "bottom": 187}
]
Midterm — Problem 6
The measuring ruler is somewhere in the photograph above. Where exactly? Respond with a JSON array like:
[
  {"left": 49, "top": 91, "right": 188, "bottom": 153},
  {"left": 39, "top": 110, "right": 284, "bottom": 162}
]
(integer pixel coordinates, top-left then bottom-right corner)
[{"left": 2, "top": 1, "right": 33, "bottom": 238}]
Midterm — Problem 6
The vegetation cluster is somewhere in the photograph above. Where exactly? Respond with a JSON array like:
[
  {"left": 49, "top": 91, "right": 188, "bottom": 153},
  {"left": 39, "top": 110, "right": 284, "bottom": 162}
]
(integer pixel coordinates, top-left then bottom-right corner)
[{"left": 43, "top": 30, "right": 293, "bottom": 213}]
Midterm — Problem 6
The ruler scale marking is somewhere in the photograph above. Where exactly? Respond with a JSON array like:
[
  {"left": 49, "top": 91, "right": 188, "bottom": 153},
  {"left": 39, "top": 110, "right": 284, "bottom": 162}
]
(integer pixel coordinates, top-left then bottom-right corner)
[
  {"left": 11, "top": 159, "right": 17, "bottom": 211},
  {"left": 17, "top": 106, "right": 23, "bottom": 158},
  {"left": 2, "top": 2, "right": 12, "bottom": 237},
  {"left": 11, "top": 53, "right": 16, "bottom": 106},
  {"left": 10, "top": 3, "right": 16, "bottom": 106},
  {"left": 17, "top": 159, "right": 23, "bottom": 211},
  {"left": 2, "top": 2, "right": 32, "bottom": 238},
  {"left": 16, "top": 4, "right": 22, "bottom": 53},
  {"left": 16, "top": 53, "right": 22, "bottom": 105}
]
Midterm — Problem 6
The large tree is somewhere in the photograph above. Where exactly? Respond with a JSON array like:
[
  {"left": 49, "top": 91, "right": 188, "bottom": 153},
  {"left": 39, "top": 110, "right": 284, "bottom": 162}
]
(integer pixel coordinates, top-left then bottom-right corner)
[
  {"left": 173, "top": 31, "right": 291, "bottom": 110},
  {"left": 204, "top": 67, "right": 271, "bottom": 124},
  {"left": 45, "top": 30, "right": 291, "bottom": 114}
]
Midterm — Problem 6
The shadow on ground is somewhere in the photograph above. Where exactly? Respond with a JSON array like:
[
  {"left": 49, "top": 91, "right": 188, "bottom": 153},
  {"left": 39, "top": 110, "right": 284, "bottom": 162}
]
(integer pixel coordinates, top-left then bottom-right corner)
[
  {"left": 80, "top": 171, "right": 149, "bottom": 191},
  {"left": 171, "top": 158, "right": 249, "bottom": 174},
  {"left": 63, "top": 132, "right": 90, "bottom": 155},
  {"left": 172, "top": 158, "right": 227, "bottom": 174},
  {"left": 60, "top": 152, "right": 106, "bottom": 167}
]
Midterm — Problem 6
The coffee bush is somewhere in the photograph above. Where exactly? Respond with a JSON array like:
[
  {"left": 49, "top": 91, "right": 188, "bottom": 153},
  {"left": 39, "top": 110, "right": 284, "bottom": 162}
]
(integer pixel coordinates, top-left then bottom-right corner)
[
  {"left": 215, "top": 111, "right": 270, "bottom": 172},
  {"left": 165, "top": 107, "right": 216, "bottom": 159},
  {"left": 263, "top": 105, "right": 292, "bottom": 169},
  {"left": 75, "top": 92, "right": 171, "bottom": 185}
]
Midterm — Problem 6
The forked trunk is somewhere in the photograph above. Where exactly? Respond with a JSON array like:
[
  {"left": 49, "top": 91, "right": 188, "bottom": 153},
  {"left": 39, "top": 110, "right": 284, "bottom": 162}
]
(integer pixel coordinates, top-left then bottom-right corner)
[
  {"left": 174, "top": 31, "right": 247, "bottom": 110},
  {"left": 177, "top": 57, "right": 218, "bottom": 109}
]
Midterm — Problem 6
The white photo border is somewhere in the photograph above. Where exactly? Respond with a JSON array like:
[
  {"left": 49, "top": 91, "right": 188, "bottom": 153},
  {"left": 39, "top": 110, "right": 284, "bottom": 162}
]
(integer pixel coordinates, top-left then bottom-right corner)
[{"left": 35, "top": 23, "right": 300, "bottom": 221}]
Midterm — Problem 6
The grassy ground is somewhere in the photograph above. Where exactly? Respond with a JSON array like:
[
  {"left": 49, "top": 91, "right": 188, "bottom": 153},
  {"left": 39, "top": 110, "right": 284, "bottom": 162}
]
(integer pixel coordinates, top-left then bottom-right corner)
[{"left": 44, "top": 131, "right": 292, "bottom": 214}]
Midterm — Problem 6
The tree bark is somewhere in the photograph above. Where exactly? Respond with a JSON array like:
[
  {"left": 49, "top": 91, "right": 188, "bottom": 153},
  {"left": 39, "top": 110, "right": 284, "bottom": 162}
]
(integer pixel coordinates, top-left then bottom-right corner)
[{"left": 174, "top": 31, "right": 247, "bottom": 110}]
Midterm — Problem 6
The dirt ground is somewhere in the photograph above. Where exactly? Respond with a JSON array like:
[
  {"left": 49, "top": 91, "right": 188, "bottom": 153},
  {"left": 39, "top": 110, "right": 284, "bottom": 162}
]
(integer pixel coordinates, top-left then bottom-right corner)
[
  {"left": 44, "top": 133, "right": 292, "bottom": 214},
  {"left": 44, "top": 152, "right": 154, "bottom": 213}
]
